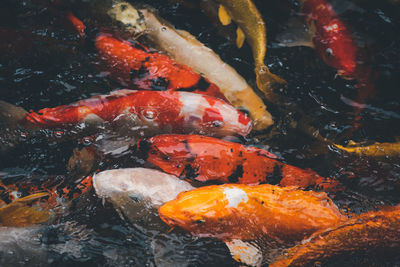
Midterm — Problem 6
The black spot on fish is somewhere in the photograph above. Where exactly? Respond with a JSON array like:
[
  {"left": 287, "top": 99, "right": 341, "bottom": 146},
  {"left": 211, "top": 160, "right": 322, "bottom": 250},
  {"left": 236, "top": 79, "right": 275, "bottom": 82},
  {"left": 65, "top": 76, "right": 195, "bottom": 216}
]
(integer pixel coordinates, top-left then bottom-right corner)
[
  {"left": 181, "top": 164, "right": 199, "bottom": 180},
  {"left": 0, "top": 188, "right": 12, "bottom": 204},
  {"left": 182, "top": 139, "right": 191, "bottom": 152},
  {"left": 130, "top": 65, "right": 150, "bottom": 81},
  {"left": 137, "top": 140, "right": 151, "bottom": 160},
  {"left": 227, "top": 165, "right": 243, "bottom": 183},
  {"left": 150, "top": 77, "right": 169, "bottom": 91},
  {"left": 266, "top": 164, "right": 283, "bottom": 185},
  {"left": 194, "top": 77, "right": 210, "bottom": 91},
  {"left": 177, "top": 76, "right": 210, "bottom": 92}
]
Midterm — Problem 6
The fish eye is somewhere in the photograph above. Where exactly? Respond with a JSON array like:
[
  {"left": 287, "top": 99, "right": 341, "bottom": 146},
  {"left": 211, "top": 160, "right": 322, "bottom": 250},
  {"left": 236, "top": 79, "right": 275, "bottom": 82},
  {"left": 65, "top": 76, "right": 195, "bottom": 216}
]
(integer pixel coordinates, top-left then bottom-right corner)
[
  {"left": 141, "top": 109, "right": 157, "bottom": 120},
  {"left": 238, "top": 107, "right": 250, "bottom": 116},
  {"left": 129, "top": 193, "right": 142, "bottom": 203},
  {"left": 212, "top": 120, "right": 224, "bottom": 128},
  {"left": 325, "top": 48, "right": 334, "bottom": 57},
  {"left": 194, "top": 219, "right": 205, "bottom": 224}
]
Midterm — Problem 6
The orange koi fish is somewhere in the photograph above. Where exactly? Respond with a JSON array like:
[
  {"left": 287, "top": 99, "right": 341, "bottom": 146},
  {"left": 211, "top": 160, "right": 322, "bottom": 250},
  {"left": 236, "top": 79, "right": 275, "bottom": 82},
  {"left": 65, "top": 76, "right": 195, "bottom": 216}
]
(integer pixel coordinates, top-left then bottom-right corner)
[
  {"left": 0, "top": 90, "right": 251, "bottom": 145},
  {"left": 95, "top": 34, "right": 227, "bottom": 100},
  {"left": 159, "top": 184, "right": 346, "bottom": 242},
  {"left": 271, "top": 204, "right": 400, "bottom": 267},
  {"left": 136, "top": 134, "right": 339, "bottom": 190}
]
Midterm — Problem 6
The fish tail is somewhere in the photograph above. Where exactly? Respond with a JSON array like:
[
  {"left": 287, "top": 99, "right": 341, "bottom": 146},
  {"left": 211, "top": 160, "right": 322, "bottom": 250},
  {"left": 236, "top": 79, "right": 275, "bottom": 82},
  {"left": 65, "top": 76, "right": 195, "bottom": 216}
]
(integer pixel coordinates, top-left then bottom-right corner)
[{"left": 255, "top": 64, "right": 286, "bottom": 102}]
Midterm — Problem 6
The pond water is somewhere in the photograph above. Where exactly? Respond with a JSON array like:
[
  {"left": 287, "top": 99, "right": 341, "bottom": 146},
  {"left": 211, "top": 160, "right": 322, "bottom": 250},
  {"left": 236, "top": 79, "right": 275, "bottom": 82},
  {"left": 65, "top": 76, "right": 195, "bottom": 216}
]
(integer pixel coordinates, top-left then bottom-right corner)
[{"left": 0, "top": 0, "right": 399, "bottom": 266}]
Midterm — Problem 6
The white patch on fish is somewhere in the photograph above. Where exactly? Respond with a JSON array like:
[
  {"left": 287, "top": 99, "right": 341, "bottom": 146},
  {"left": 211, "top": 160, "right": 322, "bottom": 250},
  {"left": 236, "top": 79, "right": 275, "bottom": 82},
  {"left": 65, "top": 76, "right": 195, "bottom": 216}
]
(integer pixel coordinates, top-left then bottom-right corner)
[
  {"left": 179, "top": 92, "right": 210, "bottom": 121},
  {"left": 93, "top": 168, "right": 194, "bottom": 207},
  {"left": 223, "top": 187, "right": 248, "bottom": 208}
]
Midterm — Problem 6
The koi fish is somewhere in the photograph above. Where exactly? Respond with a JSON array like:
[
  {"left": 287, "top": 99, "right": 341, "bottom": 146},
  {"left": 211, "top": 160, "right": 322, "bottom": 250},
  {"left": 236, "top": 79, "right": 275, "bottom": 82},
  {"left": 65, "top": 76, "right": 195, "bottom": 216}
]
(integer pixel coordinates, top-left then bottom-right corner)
[
  {"left": 0, "top": 193, "right": 50, "bottom": 227},
  {"left": 64, "top": 11, "right": 86, "bottom": 38},
  {"left": 93, "top": 168, "right": 194, "bottom": 223},
  {"left": 140, "top": 9, "right": 274, "bottom": 130},
  {"left": 278, "top": 0, "right": 360, "bottom": 79},
  {"left": 95, "top": 34, "right": 227, "bottom": 100},
  {"left": 93, "top": 168, "right": 262, "bottom": 266},
  {"left": 0, "top": 173, "right": 92, "bottom": 209},
  {"left": 0, "top": 222, "right": 92, "bottom": 265},
  {"left": 334, "top": 140, "right": 400, "bottom": 157},
  {"left": 303, "top": 0, "right": 359, "bottom": 77},
  {"left": 270, "top": 204, "right": 400, "bottom": 267},
  {"left": 92, "top": 0, "right": 274, "bottom": 130},
  {"left": 213, "top": 0, "right": 287, "bottom": 101},
  {"left": 0, "top": 90, "right": 251, "bottom": 148},
  {"left": 136, "top": 134, "right": 339, "bottom": 190},
  {"left": 159, "top": 183, "right": 346, "bottom": 242}
]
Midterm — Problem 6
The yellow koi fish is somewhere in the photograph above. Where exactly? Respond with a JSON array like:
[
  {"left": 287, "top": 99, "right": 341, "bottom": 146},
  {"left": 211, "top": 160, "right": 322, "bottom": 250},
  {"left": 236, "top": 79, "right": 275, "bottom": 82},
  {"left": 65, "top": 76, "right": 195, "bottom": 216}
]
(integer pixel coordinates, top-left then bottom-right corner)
[
  {"left": 334, "top": 140, "right": 400, "bottom": 157},
  {"left": 214, "top": 0, "right": 287, "bottom": 101},
  {"left": 0, "top": 193, "right": 50, "bottom": 227}
]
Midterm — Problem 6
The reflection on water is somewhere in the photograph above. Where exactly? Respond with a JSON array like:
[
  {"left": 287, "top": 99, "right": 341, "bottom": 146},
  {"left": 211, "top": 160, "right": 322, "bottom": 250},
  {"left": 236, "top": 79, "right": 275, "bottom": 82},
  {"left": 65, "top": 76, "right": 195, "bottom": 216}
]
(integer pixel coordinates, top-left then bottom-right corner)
[{"left": 0, "top": 0, "right": 399, "bottom": 265}]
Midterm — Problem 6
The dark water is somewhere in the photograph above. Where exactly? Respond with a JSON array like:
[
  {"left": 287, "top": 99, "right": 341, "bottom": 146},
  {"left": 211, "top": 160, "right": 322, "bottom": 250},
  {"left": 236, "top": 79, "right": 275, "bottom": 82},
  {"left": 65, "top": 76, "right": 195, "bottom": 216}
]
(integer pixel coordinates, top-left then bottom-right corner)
[{"left": 0, "top": 0, "right": 399, "bottom": 266}]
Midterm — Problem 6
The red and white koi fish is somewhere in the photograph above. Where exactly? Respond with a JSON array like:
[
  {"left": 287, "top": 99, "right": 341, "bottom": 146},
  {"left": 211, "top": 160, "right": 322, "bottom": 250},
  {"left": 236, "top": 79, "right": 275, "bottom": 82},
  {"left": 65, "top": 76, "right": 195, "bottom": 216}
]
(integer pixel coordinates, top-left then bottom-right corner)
[
  {"left": 95, "top": 34, "right": 227, "bottom": 100},
  {"left": 136, "top": 134, "right": 339, "bottom": 190},
  {"left": 0, "top": 90, "right": 251, "bottom": 146}
]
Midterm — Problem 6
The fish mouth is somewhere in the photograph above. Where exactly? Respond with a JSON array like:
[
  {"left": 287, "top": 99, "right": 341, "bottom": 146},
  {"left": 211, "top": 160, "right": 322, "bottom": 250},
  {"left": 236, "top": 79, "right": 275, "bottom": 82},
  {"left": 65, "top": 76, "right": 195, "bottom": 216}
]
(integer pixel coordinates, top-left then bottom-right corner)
[{"left": 158, "top": 203, "right": 177, "bottom": 226}]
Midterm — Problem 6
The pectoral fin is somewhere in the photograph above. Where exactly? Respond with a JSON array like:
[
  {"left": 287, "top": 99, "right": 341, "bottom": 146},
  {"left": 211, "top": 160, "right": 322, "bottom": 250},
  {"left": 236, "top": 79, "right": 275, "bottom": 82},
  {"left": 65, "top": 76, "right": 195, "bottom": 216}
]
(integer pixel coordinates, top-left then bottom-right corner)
[
  {"left": 218, "top": 4, "right": 231, "bottom": 25},
  {"left": 0, "top": 193, "right": 51, "bottom": 227},
  {"left": 236, "top": 27, "right": 245, "bottom": 48},
  {"left": 225, "top": 239, "right": 263, "bottom": 267}
]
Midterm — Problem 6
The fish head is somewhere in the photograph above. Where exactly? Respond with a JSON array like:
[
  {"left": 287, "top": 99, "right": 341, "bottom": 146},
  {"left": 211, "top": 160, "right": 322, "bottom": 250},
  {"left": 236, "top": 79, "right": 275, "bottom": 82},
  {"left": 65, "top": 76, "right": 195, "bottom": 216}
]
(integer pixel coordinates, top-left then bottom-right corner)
[
  {"left": 313, "top": 18, "right": 358, "bottom": 78},
  {"left": 159, "top": 185, "right": 250, "bottom": 239},
  {"left": 135, "top": 135, "right": 193, "bottom": 177},
  {"left": 177, "top": 92, "right": 252, "bottom": 137}
]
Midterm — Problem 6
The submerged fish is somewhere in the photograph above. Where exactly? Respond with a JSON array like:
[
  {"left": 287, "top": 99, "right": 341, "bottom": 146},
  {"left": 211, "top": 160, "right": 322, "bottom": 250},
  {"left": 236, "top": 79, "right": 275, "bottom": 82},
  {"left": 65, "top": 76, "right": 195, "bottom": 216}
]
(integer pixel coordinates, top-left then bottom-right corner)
[
  {"left": 334, "top": 140, "right": 400, "bottom": 157},
  {"left": 159, "top": 184, "right": 346, "bottom": 242},
  {"left": 93, "top": 168, "right": 194, "bottom": 223},
  {"left": 213, "top": 0, "right": 287, "bottom": 100},
  {"left": 0, "top": 193, "right": 50, "bottom": 227},
  {"left": 95, "top": 34, "right": 227, "bottom": 100},
  {"left": 136, "top": 134, "right": 339, "bottom": 190},
  {"left": 93, "top": 168, "right": 262, "bottom": 266},
  {"left": 0, "top": 222, "right": 92, "bottom": 266},
  {"left": 0, "top": 174, "right": 92, "bottom": 209},
  {"left": 0, "top": 90, "right": 251, "bottom": 148},
  {"left": 92, "top": 0, "right": 274, "bottom": 130},
  {"left": 270, "top": 204, "right": 400, "bottom": 267},
  {"left": 279, "top": 0, "right": 360, "bottom": 78}
]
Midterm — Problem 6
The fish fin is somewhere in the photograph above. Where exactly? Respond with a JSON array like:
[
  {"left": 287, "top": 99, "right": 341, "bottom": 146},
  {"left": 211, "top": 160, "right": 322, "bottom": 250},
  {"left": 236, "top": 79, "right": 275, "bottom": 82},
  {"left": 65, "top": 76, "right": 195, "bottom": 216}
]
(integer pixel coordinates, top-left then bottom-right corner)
[
  {"left": 225, "top": 239, "right": 263, "bottom": 267},
  {"left": 236, "top": 26, "right": 245, "bottom": 48},
  {"left": 255, "top": 64, "right": 287, "bottom": 102},
  {"left": 218, "top": 4, "right": 231, "bottom": 26},
  {"left": 0, "top": 100, "right": 28, "bottom": 127},
  {"left": 0, "top": 193, "right": 51, "bottom": 227},
  {"left": 275, "top": 17, "right": 315, "bottom": 48}
]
